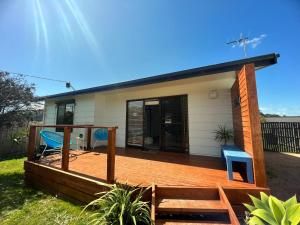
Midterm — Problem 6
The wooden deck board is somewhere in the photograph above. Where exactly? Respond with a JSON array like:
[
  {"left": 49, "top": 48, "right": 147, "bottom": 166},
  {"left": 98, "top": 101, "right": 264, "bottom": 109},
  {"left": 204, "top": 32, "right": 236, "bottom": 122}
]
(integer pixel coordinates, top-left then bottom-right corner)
[
  {"left": 156, "top": 199, "right": 227, "bottom": 213},
  {"left": 39, "top": 147, "right": 255, "bottom": 188},
  {"left": 156, "top": 220, "right": 231, "bottom": 225}
]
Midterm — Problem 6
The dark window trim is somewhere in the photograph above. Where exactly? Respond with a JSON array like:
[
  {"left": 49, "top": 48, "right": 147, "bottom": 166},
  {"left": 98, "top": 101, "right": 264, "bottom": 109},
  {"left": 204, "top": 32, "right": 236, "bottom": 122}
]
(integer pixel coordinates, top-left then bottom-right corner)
[
  {"left": 55, "top": 100, "right": 75, "bottom": 132},
  {"left": 55, "top": 99, "right": 75, "bottom": 104}
]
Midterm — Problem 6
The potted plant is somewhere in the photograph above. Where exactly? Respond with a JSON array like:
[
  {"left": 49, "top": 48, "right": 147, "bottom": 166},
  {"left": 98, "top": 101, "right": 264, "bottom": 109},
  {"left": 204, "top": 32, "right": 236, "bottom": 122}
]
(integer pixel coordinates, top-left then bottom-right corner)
[{"left": 213, "top": 125, "right": 233, "bottom": 146}]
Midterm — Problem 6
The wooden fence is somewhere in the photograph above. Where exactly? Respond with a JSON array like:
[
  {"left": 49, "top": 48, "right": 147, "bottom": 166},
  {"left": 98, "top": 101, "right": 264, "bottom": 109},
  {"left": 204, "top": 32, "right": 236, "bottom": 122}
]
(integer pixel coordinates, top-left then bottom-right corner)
[
  {"left": 261, "top": 122, "right": 300, "bottom": 153},
  {"left": 0, "top": 122, "right": 43, "bottom": 158},
  {"left": 0, "top": 126, "right": 27, "bottom": 158}
]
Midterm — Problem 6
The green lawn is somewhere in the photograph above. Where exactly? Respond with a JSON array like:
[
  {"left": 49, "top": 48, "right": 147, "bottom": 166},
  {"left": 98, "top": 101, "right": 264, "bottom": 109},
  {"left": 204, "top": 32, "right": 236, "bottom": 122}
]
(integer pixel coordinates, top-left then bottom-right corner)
[{"left": 0, "top": 157, "right": 93, "bottom": 225}]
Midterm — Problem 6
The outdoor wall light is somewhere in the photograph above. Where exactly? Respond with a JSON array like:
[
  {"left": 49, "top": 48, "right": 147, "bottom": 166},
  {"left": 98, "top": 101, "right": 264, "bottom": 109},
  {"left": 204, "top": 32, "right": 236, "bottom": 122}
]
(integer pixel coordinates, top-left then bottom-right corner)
[
  {"left": 208, "top": 90, "right": 218, "bottom": 99},
  {"left": 234, "top": 95, "right": 241, "bottom": 107}
]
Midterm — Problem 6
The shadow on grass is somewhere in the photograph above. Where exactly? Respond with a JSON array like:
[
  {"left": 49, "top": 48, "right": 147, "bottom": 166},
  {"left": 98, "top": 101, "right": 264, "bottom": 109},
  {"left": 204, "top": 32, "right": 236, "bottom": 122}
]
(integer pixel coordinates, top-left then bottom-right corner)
[
  {"left": 265, "top": 151, "right": 300, "bottom": 200},
  {"left": 0, "top": 170, "right": 47, "bottom": 217},
  {"left": 0, "top": 153, "right": 26, "bottom": 162}
]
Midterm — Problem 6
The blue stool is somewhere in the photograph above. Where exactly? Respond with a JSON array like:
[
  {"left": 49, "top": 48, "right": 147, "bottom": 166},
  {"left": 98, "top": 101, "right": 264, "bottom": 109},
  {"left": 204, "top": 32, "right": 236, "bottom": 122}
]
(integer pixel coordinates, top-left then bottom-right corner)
[
  {"left": 220, "top": 145, "right": 240, "bottom": 160},
  {"left": 222, "top": 147, "right": 254, "bottom": 184}
]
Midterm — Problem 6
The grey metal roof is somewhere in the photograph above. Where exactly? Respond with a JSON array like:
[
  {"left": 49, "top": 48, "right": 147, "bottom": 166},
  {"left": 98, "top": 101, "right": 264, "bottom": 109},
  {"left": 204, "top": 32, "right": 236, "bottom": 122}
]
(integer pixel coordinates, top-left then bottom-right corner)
[{"left": 42, "top": 53, "right": 279, "bottom": 99}]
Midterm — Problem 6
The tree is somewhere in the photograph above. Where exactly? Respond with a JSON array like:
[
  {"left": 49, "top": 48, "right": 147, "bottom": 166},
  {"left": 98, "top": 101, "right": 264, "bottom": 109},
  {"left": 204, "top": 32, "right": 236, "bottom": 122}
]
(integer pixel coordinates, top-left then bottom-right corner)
[
  {"left": 260, "top": 111, "right": 267, "bottom": 123},
  {"left": 0, "top": 71, "right": 36, "bottom": 128}
]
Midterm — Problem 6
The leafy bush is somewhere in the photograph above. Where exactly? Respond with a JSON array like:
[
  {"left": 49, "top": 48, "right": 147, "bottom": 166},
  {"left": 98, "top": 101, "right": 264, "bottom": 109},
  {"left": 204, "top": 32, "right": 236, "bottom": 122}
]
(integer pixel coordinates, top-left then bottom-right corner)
[
  {"left": 213, "top": 125, "right": 233, "bottom": 145},
  {"left": 9, "top": 126, "right": 29, "bottom": 145},
  {"left": 244, "top": 192, "right": 300, "bottom": 225},
  {"left": 82, "top": 183, "right": 152, "bottom": 225}
]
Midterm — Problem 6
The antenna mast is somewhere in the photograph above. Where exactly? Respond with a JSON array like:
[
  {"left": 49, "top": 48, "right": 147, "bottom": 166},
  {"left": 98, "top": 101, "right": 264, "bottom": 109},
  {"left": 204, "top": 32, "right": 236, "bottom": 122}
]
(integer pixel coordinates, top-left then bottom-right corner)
[{"left": 227, "top": 33, "right": 249, "bottom": 57}]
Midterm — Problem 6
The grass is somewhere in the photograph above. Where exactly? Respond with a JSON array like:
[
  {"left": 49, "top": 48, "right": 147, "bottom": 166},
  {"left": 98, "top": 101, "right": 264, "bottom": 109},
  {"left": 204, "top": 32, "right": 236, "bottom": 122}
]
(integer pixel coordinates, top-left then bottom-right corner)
[{"left": 0, "top": 156, "right": 93, "bottom": 225}]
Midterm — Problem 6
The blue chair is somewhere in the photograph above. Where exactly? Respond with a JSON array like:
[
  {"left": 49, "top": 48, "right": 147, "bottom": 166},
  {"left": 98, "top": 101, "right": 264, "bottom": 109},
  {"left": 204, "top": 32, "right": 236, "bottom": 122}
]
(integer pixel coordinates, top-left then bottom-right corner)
[
  {"left": 40, "top": 130, "right": 72, "bottom": 157},
  {"left": 93, "top": 128, "right": 108, "bottom": 149}
]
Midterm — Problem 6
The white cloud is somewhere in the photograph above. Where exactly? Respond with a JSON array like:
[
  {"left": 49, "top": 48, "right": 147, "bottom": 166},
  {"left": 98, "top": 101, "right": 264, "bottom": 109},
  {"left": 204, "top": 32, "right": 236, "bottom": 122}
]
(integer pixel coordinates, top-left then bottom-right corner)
[
  {"left": 246, "top": 34, "right": 267, "bottom": 48},
  {"left": 231, "top": 34, "right": 267, "bottom": 49}
]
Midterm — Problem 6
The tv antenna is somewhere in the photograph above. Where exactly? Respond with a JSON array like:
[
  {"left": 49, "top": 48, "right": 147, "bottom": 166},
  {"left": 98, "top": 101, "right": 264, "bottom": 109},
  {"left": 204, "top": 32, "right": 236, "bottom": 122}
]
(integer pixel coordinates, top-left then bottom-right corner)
[{"left": 227, "top": 33, "right": 249, "bottom": 57}]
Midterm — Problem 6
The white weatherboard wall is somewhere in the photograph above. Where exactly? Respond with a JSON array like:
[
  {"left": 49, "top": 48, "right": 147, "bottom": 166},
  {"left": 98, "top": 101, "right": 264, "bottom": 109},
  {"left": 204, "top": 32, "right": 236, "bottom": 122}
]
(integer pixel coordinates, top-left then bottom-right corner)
[
  {"left": 43, "top": 94, "right": 96, "bottom": 149},
  {"left": 43, "top": 73, "right": 235, "bottom": 157},
  {"left": 93, "top": 74, "right": 235, "bottom": 157},
  {"left": 44, "top": 94, "right": 95, "bottom": 125}
]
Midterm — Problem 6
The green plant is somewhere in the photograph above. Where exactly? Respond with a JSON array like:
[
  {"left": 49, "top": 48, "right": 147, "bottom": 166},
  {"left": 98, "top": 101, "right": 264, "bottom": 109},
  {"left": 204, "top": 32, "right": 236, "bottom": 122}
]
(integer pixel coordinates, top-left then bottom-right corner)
[
  {"left": 213, "top": 125, "right": 233, "bottom": 145},
  {"left": 9, "top": 126, "right": 29, "bottom": 145},
  {"left": 244, "top": 192, "right": 300, "bottom": 225},
  {"left": 82, "top": 183, "right": 152, "bottom": 225}
]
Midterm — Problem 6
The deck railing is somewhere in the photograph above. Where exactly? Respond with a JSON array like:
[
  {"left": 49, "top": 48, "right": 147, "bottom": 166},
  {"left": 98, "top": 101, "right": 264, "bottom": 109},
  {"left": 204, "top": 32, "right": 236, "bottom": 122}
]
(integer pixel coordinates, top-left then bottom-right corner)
[{"left": 27, "top": 125, "right": 118, "bottom": 183}]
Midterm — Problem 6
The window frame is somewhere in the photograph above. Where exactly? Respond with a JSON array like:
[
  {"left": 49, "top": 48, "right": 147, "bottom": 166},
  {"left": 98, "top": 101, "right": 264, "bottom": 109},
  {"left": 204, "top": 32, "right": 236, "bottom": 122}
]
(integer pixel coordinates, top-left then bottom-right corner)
[{"left": 55, "top": 99, "right": 75, "bottom": 132}]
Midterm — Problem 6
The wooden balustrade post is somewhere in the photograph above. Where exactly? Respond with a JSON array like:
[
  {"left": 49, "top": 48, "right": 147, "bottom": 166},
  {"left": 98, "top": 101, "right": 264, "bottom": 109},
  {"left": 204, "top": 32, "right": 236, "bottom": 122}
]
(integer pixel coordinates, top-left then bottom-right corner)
[
  {"left": 106, "top": 127, "right": 116, "bottom": 184},
  {"left": 27, "top": 126, "right": 36, "bottom": 161},
  {"left": 62, "top": 127, "right": 71, "bottom": 171},
  {"left": 86, "top": 127, "right": 92, "bottom": 150}
]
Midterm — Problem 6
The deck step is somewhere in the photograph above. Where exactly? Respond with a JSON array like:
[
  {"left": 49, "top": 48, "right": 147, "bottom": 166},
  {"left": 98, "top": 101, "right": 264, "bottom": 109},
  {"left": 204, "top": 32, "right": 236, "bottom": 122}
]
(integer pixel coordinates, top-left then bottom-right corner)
[
  {"left": 156, "top": 198, "right": 228, "bottom": 214},
  {"left": 156, "top": 186, "right": 220, "bottom": 200},
  {"left": 153, "top": 186, "right": 239, "bottom": 225},
  {"left": 156, "top": 219, "right": 231, "bottom": 225}
]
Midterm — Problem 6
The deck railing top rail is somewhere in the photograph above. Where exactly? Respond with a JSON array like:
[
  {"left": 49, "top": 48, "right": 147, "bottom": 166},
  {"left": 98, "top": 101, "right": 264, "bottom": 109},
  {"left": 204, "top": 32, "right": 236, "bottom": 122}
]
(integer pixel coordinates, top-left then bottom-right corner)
[{"left": 31, "top": 124, "right": 118, "bottom": 129}]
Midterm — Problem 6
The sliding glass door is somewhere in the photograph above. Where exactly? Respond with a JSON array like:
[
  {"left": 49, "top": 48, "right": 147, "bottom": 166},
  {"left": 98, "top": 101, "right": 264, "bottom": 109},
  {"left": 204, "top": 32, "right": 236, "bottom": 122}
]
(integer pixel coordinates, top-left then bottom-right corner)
[
  {"left": 127, "top": 100, "right": 144, "bottom": 146},
  {"left": 126, "top": 95, "right": 188, "bottom": 152},
  {"left": 144, "top": 99, "right": 160, "bottom": 149},
  {"left": 160, "top": 95, "right": 188, "bottom": 152}
]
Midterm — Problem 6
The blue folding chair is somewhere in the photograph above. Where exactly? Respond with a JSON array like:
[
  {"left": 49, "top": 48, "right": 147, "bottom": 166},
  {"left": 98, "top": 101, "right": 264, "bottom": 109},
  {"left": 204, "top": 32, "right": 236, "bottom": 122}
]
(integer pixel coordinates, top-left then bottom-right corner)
[
  {"left": 40, "top": 130, "right": 72, "bottom": 158},
  {"left": 93, "top": 128, "right": 108, "bottom": 149}
]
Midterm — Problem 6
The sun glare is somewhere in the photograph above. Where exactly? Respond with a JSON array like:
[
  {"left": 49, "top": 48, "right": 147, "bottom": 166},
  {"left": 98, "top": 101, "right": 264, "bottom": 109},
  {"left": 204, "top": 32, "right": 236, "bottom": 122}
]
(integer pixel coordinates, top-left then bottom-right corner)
[{"left": 31, "top": 0, "right": 101, "bottom": 59}]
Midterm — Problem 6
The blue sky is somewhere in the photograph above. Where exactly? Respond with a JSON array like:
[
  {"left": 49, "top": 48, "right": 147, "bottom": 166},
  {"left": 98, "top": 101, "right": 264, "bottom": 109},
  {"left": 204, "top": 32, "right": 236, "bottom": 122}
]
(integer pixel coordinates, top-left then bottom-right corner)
[{"left": 0, "top": 0, "right": 300, "bottom": 115}]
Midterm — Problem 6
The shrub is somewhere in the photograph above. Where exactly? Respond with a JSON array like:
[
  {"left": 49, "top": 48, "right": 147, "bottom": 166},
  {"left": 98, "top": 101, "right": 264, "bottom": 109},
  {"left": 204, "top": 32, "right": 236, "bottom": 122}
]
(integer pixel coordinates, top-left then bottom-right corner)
[
  {"left": 82, "top": 183, "right": 152, "bottom": 225},
  {"left": 213, "top": 125, "right": 233, "bottom": 145},
  {"left": 244, "top": 192, "right": 300, "bottom": 225}
]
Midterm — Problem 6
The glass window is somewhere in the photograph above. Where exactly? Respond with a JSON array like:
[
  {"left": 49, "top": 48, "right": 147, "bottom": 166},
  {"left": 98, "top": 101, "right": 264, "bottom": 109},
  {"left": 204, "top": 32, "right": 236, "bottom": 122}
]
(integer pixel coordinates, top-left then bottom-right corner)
[
  {"left": 64, "top": 103, "right": 75, "bottom": 124},
  {"left": 56, "top": 102, "right": 74, "bottom": 132},
  {"left": 127, "top": 100, "right": 143, "bottom": 146}
]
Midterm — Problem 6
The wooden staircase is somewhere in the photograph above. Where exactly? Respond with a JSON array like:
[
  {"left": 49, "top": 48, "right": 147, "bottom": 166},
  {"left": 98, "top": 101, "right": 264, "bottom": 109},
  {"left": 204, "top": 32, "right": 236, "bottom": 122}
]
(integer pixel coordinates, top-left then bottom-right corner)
[{"left": 151, "top": 185, "right": 240, "bottom": 225}]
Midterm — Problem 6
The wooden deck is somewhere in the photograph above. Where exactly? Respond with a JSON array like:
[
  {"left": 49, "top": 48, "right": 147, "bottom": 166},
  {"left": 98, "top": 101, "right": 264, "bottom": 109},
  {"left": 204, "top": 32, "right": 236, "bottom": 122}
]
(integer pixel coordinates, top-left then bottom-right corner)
[
  {"left": 24, "top": 152, "right": 267, "bottom": 225},
  {"left": 38, "top": 147, "right": 254, "bottom": 188},
  {"left": 25, "top": 127, "right": 269, "bottom": 224}
]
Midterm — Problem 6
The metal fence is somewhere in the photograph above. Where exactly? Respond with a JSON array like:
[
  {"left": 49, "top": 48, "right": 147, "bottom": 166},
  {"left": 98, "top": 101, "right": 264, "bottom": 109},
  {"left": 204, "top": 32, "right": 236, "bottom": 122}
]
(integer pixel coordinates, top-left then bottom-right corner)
[{"left": 261, "top": 122, "right": 300, "bottom": 153}]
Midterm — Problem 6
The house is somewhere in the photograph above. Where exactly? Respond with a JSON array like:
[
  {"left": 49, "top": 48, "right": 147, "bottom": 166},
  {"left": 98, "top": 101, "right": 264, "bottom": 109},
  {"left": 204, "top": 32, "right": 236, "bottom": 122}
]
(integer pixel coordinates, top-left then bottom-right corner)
[
  {"left": 26, "top": 53, "right": 279, "bottom": 224},
  {"left": 42, "top": 53, "right": 277, "bottom": 157},
  {"left": 265, "top": 116, "right": 300, "bottom": 123}
]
